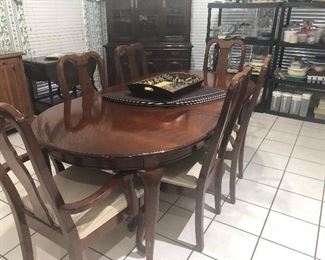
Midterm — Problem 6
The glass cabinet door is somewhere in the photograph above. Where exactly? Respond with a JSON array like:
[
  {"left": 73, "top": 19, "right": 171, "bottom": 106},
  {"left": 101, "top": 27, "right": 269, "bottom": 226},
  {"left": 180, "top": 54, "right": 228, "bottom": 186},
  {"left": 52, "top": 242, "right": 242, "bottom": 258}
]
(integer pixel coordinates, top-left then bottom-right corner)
[
  {"left": 162, "top": 0, "right": 189, "bottom": 40},
  {"left": 134, "top": 0, "right": 160, "bottom": 41},
  {"left": 109, "top": 0, "right": 134, "bottom": 40}
]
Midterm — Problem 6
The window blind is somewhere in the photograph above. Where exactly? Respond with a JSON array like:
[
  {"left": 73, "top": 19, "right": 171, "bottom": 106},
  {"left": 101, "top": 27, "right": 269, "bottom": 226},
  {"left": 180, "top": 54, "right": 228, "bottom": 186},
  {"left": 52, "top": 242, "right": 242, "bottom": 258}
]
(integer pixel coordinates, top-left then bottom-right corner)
[{"left": 22, "top": 0, "right": 87, "bottom": 57}]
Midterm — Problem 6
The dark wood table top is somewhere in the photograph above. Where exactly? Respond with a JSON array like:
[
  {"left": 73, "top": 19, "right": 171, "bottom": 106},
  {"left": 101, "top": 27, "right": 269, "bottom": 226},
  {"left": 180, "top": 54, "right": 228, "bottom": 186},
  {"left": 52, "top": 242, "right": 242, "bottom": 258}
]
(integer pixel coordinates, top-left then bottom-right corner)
[{"left": 31, "top": 70, "right": 250, "bottom": 170}]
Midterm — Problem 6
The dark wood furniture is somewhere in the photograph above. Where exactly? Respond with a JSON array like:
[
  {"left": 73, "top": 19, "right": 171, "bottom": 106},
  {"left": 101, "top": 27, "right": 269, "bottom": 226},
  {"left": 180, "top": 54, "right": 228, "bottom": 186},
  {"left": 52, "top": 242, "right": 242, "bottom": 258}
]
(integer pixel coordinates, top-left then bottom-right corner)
[
  {"left": 23, "top": 56, "right": 60, "bottom": 111},
  {"left": 115, "top": 43, "right": 149, "bottom": 84},
  {"left": 104, "top": 0, "right": 192, "bottom": 85},
  {"left": 203, "top": 39, "right": 246, "bottom": 89},
  {"left": 57, "top": 51, "right": 109, "bottom": 99},
  {"left": 0, "top": 52, "right": 34, "bottom": 130},
  {"left": 225, "top": 55, "right": 271, "bottom": 204},
  {"left": 157, "top": 66, "right": 252, "bottom": 251},
  {"left": 0, "top": 102, "right": 143, "bottom": 260},
  {"left": 31, "top": 69, "right": 226, "bottom": 260}
]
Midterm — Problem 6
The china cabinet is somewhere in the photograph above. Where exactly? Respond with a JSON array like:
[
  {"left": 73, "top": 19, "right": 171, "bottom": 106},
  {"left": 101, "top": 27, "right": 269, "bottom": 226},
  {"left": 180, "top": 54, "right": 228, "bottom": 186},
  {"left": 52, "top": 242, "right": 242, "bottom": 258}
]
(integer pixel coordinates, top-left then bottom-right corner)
[{"left": 105, "top": 0, "right": 192, "bottom": 84}]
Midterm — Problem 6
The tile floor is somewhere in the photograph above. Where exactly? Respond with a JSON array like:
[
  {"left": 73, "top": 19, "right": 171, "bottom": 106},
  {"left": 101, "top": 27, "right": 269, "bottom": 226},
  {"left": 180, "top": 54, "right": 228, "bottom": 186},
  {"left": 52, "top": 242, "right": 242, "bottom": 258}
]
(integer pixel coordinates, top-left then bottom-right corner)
[{"left": 0, "top": 113, "right": 324, "bottom": 260}]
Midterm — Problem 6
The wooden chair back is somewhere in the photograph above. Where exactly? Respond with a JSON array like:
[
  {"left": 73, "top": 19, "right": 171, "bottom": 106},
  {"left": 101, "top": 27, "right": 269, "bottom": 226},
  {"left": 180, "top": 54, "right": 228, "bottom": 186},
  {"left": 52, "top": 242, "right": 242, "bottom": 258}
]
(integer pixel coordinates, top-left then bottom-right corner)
[
  {"left": 238, "top": 55, "right": 271, "bottom": 131},
  {"left": 0, "top": 103, "right": 80, "bottom": 239},
  {"left": 203, "top": 39, "right": 245, "bottom": 88},
  {"left": 57, "top": 51, "right": 109, "bottom": 100},
  {"left": 198, "top": 66, "right": 252, "bottom": 190},
  {"left": 115, "top": 43, "right": 148, "bottom": 84}
]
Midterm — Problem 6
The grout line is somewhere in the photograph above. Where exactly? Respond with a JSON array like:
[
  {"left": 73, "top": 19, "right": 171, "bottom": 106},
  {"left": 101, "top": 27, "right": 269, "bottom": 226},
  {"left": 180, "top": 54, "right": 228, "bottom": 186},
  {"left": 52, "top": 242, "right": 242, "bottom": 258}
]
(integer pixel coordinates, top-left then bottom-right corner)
[
  {"left": 88, "top": 247, "right": 113, "bottom": 260},
  {"left": 250, "top": 117, "right": 303, "bottom": 260},
  {"left": 314, "top": 178, "right": 325, "bottom": 259}
]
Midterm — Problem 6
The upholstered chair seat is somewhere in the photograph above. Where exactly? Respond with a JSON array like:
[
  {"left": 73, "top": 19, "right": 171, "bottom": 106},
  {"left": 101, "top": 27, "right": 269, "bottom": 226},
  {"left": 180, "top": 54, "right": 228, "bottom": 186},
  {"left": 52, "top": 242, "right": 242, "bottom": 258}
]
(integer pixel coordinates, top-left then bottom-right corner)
[{"left": 22, "top": 166, "right": 144, "bottom": 239}]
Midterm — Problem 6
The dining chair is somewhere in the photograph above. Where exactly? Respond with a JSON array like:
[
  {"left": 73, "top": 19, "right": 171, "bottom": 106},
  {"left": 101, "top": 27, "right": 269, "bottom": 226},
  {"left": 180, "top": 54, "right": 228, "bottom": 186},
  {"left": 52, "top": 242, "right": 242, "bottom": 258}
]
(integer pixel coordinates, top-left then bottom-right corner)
[
  {"left": 203, "top": 39, "right": 245, "bottom": 88},
  {"left": 225, "top": 55, "right": 272, "bottom": 204},
  {"left": 0, "top": 103, "right": 143, "bottom": 260},
  {"left": 114, "top": 43, "right": 149, "bottom": 84},
  {"left": 57, "top": 51, "right": 109, "bottom": 100},
  {"left": 154, "top": 66, "right": 252, "bottom": 251}
]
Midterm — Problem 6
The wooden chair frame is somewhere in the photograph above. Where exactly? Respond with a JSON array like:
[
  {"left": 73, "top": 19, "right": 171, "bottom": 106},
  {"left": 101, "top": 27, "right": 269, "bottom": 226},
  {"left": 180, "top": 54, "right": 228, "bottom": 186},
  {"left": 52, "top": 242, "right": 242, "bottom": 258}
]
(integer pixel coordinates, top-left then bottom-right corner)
[
  {"left": 57, "top": 51, "right": 109, "bottom": 100},
  {"left": 225, "top": 55, "right": 272, "bottom": 204},
  {"left": 115, "top": 43, "right": 148, "bottom": 84},
  {"left": 156, "top": 66, "right": 252, "bottom": 251},
  {"left": 203, "top": 39, "right": 245, "bottom": 88},
  {"left": 0, "top": 103, "right": 139, "bottom": 260}
]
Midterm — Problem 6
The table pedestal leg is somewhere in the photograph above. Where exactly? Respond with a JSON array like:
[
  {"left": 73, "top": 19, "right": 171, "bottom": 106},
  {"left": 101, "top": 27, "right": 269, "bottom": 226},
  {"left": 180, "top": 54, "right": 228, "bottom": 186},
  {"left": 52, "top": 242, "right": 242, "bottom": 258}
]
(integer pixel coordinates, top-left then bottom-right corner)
[{"left": 137, "top": 168, "right": 163, "bottom": 260}]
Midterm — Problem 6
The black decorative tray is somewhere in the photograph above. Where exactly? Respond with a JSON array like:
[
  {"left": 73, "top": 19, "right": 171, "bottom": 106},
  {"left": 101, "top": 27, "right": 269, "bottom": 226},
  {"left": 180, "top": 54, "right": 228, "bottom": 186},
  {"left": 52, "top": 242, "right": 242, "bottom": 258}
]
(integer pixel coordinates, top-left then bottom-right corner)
[
  {"left": 102, "top": 86, "right": 226, "bottom": 108},
  {"left": 127, "top": 72, "right": 204, "bottom": 100}
]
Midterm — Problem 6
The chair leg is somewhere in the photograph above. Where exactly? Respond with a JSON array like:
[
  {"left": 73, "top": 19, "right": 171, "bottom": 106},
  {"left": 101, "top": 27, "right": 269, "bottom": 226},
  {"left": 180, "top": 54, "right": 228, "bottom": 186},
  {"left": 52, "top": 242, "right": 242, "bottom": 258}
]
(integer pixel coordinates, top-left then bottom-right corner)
[
  {"left": 214, "top": 170, "right": 223, "bottom": 215},
  {"left": 195, "top": 193, "right": 204, "bottom": 252},
  {"left": 136, "top": 210, "right": 146, "bottom": 256},
  {"left": 229, "top": 153, "right": 238, "bottom": 205},
  {"left": 17, "top": 219, "right": 33, "bottom": 260},
  {"left": 238, "top": 141, "right": 245, "bottom": 179}
]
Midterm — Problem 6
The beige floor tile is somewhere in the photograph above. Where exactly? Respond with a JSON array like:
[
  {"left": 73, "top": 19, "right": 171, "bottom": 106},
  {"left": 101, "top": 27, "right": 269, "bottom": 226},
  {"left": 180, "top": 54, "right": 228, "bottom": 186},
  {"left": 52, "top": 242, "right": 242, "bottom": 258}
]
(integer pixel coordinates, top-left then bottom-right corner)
[
  {"left": 215, "top": 199, "right": 268, "bottom": 235},
  {"left": 292, "top": 146, "right": 325, "bottom": 165},
  {"left": 266, "top": 129, "right": 297, "bottom": 145},
  {"left": 259, "top": 139, "right": 294, "bottom": 156},
  {"left": 244, "top": 135, "right": 263, "bottom": 150},
  {"left": 126, "top": 234, "right": 192, "bottom": 260},
  {"left": 296, "top": 135, "right": 325, "bottom": 151},
  {"left": 262, "top": 211, "right": 318, "bottom": 256},
  {"left": 5, "top": 233, "right": 66, "bottom": 260},
  {"left": 300, "top": 126, "right": 325, "bottom": 140},
  {"left": 272, "top": 189, "right": 322, "bottom": 224},
  {"left": 280, "top": 172, "right": 324, "bottom": 200},
  {"left": 61, "top": 249, "right": 109, "bottom": 260},
  {"left": 188, "top": 251, "right": 214, "bottom": 260},
  {"left": 271, "top": 121, "right": 301, "bottom": 135},
  {"left": 243, "top": 163, "right": 283, "bottom": 187},
  {"left": 247, "top": 126, "right": 269, "bottom": 138},
  {"left": 174, "top": 193, "right": 216, "bottom": 219},
  {"left": 202, "top": 221, "right": 258, "bottom": 260},
  {"left": 286, "top": 158, "right": 325, "bottom": 181},
  {"left": 276, "top": 117, "right": 303, "bottom": 126},
  {"left": 0, "top": 214, "right": 21, "bottom": 255},
  {"left": 253, "top": 239, "right": 313, "bottom": 260},
  {"left": 317, "top": 227, "right": 325, "bottom": 260},
  {"left": 157, "top": 206, "right": 212, "bottom": 248},
  {"left": 252, "top": 150, "right": 289, "bottom": 170},
  {"left": 236, "top": 179, "right": 277, "bottom": 208}
]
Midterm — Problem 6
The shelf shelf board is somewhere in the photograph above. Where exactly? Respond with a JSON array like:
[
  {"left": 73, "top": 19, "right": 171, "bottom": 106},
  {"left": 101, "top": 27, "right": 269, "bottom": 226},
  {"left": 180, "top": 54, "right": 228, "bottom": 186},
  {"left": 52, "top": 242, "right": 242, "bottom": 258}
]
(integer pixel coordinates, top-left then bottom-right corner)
[
  {"left": 267, "top": 110, "right": 325, "bottom": 124},
  {"left": 206, "top": 37, "right": 275, "bottom": 47},
  {"left": 284, "top": 1, "right": 325, "bottom": 9},
  {"left": 279, "top": 41, "right": 325, "bottom": 50},
  {"left": 274, "top": 78, "right": 325, "bottom": 93},
  {"left": 208, "top": 2, "right": 282, "bottom": 9}
]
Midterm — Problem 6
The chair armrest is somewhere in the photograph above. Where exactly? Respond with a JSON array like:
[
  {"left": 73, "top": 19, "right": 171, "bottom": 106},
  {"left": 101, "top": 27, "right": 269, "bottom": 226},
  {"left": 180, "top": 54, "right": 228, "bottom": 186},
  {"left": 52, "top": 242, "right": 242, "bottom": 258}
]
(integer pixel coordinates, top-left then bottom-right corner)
[
  {"left": 60, "top": 174, "right": 141, "bottom": 216},
  {"left": 60, "top": 178, "right": 123, "bottom": 214}
]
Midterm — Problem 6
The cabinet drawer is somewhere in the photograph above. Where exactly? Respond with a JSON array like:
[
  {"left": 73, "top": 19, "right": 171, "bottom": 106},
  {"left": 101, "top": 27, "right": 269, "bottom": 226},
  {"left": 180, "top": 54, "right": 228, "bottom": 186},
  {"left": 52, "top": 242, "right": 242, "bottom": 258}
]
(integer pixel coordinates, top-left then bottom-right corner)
[{"left": 144, "top": 49, "right": 191, "bottom": 59}]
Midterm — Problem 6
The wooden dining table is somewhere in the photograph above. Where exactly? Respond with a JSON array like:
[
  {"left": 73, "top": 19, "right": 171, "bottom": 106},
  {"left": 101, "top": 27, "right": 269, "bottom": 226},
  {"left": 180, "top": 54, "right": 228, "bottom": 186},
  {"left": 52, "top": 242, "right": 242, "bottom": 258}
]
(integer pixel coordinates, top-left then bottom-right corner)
[{"left": 31, "top": 70, "right": 254, "bottom": 259}]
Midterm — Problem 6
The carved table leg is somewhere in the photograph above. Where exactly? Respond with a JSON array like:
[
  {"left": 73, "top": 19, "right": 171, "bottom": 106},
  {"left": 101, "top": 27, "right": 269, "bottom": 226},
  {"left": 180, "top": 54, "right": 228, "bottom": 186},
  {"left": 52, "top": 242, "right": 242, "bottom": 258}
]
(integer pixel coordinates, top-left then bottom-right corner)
[{"left": 137, "top": 168, "right": 163, "bottom": 260}]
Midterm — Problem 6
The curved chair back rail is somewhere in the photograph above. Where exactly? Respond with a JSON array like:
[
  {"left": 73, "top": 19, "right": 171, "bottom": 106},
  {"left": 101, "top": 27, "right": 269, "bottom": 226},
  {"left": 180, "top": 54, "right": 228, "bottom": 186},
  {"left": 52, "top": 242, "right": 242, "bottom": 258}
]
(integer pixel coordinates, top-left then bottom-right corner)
[
  {"left": 158, "top": 66, "right": 252, "bottom": 251},
  {"left": 114, "top": 43, "right": 148, "bottom": 84},
  {"left": 203, "top": 39, "right": 246, "bottom": 88},
  {"left": 225, "top": 55, "right": 272, "bottom": 204},
  {"left": 0, "top": 102, "right": 140, "bottom": 260},
  {"left": 57, "top": 51, "right": 109, "bottom": 100}
]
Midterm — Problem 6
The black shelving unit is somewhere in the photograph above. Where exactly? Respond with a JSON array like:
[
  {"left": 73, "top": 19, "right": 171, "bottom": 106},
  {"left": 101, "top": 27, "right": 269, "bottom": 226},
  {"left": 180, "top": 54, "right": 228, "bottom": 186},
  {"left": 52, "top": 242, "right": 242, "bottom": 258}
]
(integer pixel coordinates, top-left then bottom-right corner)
[
  {"left": 206, "top": 2, "right": 282, "bottom": 112},
  {"left": 268, "top": 2, "right": 325, "bottom": 124},
  {"left": 206, "top": 1, "right": 325, "bottom": 124}
]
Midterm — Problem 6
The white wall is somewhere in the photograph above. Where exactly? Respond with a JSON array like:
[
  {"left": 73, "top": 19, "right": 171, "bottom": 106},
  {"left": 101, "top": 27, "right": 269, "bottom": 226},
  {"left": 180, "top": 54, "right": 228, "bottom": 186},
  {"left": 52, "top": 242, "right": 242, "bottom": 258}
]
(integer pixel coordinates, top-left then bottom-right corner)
[{"left": 190, "top": 0, "right": 211, "bottom": 69}]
